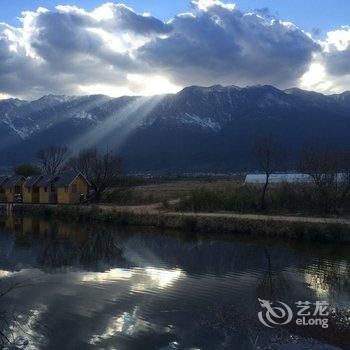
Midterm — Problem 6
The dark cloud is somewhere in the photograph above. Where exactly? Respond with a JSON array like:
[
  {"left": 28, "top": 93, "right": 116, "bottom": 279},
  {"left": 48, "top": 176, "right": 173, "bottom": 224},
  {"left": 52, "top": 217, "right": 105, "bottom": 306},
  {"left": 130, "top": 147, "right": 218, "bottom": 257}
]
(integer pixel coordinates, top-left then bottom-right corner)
[
  {"left": 138, "top": 3, "right": 320, "bottom": 88},
  {"left": 105, "top": 4, "right": 172, "bottom": 34},
  {"left": 324, "top": 35, "right": 350, "bottom": 77},
  {"left": 0, "top": 1, "right": 329, "bottom": 99},
  {"left": 325, "top": 49, "right": 350, "bottom": 76},
  {"left": 28, "top": 8, "right": 140, "bottom": 72}
]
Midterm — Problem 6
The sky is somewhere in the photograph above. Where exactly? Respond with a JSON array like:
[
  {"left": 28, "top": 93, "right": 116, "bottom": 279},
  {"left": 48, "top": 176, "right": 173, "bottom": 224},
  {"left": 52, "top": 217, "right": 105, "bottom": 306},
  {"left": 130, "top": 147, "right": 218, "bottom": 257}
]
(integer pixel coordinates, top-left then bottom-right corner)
[
  {"left": 0, "top": 0, "right": 350, "bottom": 99},
  {"left": 2, "top": 0, "right": 350, "bottom": 36}
]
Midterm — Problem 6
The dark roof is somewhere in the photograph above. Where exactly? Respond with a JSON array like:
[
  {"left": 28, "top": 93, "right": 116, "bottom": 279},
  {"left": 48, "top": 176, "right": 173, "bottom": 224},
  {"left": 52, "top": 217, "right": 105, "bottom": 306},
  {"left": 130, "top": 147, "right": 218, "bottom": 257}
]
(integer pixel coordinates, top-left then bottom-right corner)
[
  {"left": 3, "top": 175, "right": 25, "bottom": 188},
  {"left": 37, "top": 175, "right": 59, "bottom": 187},
  {"left": 55, "top": 171, "right": 90, "bottom": 187},
  {"left": 24, "top": 175, "right": 43, "bottom": 188},
  {"left": 0, "top": 176, "right": 9, "bottom": 185}
]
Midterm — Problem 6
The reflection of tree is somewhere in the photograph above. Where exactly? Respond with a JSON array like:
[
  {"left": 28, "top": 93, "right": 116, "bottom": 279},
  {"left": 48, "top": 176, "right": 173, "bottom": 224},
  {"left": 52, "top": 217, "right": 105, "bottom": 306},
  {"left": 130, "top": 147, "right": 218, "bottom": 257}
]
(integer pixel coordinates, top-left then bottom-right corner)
[
  {"left": 256, "top": 248, "right": 292, "bottom": 301},
  {"left": 36, "top": 224, "right": 127, "bottom": 270},
  {"left": 80, "top": 229, "right": 125, "bottom": 269},
  {"left": 199, "top": 303, "right": 270, "bottom": 349},
  {"left": 39, "top": 225, "right": 78, "bottom": 269}
]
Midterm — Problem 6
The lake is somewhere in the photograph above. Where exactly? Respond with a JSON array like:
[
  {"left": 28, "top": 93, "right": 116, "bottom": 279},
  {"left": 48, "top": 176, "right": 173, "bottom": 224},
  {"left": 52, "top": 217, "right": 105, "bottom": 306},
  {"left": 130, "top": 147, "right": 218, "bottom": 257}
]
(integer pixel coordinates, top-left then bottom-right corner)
[{"left": 0, "top": 216, "right": 349, "bottom": 349}]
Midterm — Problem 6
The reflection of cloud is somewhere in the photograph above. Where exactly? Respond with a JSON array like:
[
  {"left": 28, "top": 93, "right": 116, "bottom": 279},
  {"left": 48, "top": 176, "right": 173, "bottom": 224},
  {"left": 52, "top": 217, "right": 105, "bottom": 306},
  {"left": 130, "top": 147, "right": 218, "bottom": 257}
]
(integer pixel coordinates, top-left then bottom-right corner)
[
  {"left": 90, "top": 307, "right": 141, "bottom": 344},
  {"left": 86, "top": 268, "right": 183, "bottom": 345},
  {"left": 80, "top": 266, "right": 184, "bottom": 289},
  {"left": 83, "top": 267, "right": 183, "bottom": 345},
  {"left": 131, "top": 267, "right": 184, "bottom": 293},
  {"left": 0, "top": 269, "right": 15, "bottom": 278},
  {"left": 304, "top": 261, "right": 349, "bottom": 299},
  {"left": 89, "top": 306, "right": 172, "bottom": 345},
  {"left": 81, "top": 268, "right": 133, "bottom": 283},
  {"left": 145, "top": 267, "right": 184, "bottom": 289},
  {"left": 0, "top": 269, "right": 36, "bottom": 279},
  {"left": 304, "top": 271, "right": 330, "bottom": 299},
  {"left": 8, "top": 305, "right": 48, "bottom": 349}
]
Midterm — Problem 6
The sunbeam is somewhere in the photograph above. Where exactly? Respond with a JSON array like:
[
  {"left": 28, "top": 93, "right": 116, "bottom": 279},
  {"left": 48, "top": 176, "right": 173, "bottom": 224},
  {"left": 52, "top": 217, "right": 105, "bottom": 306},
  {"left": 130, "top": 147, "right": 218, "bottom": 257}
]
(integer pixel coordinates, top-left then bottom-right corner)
[{"left": 69, "top": 94, "right": 167, "bottom": 153}]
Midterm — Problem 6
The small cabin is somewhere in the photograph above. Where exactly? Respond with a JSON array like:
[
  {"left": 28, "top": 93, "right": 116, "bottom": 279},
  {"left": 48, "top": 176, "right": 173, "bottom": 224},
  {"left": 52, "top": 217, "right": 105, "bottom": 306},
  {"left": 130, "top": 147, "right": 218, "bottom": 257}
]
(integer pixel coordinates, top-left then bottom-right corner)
[
  {"left": 56, "top": 172, "right": 90, "bottom": 204},
  {"left": 0, "top": 176, "right": 9, "bottom": 202},
  {"left": 37, "top": 175, "right": 60, "bottom": 204},
  {"left": 3, "top": 176, "right": 26, "bottom": 202},
  {"left": 23, "top": 175, "right": 43, "bottom": 204}
]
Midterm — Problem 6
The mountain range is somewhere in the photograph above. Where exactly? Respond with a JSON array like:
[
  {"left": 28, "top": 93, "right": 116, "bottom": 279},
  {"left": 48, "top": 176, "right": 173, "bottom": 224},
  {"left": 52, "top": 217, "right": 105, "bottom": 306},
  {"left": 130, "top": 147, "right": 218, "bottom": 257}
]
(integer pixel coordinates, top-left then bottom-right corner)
[{"left": 1, "top": 84, "right": 350, "bottom": 173}]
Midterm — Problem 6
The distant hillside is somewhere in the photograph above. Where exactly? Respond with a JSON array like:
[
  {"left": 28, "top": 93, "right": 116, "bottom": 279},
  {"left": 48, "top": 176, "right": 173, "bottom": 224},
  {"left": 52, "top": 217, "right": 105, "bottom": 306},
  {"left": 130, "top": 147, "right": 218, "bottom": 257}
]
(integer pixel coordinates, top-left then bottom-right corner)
[{"left": 1, "top": 85, "right": 350, "bottom": 173}]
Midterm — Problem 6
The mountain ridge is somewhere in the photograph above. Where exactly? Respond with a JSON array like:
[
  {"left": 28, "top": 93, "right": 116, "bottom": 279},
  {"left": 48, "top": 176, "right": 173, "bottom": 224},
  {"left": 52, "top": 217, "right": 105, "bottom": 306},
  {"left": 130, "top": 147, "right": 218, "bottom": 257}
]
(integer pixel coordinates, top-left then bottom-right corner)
[
  {"left": 1, "top": 84, "right": 350, "bottom": 173},
  {"left": 3, "top": 84, "right": 350, "bottom": 109}
]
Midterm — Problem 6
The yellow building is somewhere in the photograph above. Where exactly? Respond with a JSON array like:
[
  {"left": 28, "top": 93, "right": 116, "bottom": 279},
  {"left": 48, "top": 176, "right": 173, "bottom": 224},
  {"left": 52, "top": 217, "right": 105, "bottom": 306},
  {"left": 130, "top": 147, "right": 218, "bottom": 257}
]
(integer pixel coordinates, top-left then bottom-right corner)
[
  {"left": 37, "top": 175, "right": 60, "bottom": 204},
  {"left": 3, "top": 175, "right": 26, "bottom": 203},
  {"left": 56, "top": 172, "right": 90, "bottom": 204},
  {"left": 23, "top": 175, "right": 43, "bottom": 204},
  {"left": 0, "top": 176, "right": 8, "bottom": 202}
]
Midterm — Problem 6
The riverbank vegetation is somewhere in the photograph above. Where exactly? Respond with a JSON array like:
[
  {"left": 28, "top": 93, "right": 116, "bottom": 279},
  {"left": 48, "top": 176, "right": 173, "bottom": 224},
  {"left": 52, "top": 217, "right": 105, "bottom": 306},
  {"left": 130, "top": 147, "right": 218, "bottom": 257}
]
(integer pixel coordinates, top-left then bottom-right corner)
[
  {"left": 176, "top": 181, "right": 350, "bottom": 217},
  {"left": 175, "top": 142, "right": 350, "bottom": 217},
  {"left": 10, "top": 203, "right": 350, "bottom": 243}
]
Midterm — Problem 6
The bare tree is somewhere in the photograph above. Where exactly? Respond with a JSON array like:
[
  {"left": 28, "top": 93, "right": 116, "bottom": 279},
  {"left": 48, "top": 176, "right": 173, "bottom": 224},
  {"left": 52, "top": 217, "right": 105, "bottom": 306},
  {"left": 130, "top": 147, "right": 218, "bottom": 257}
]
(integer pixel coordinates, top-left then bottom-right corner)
[
  {"left": 36, "top": 145, "right": 69, "bottom": 175},
  {"left": 67, "top": 148, "right": 122, "bottom": 201},
  {"left": 299, "top": 146, "right": 350, "bottom": 214},
  {"left": 253, "top": 135, "right": 285, "bottom": 210}
]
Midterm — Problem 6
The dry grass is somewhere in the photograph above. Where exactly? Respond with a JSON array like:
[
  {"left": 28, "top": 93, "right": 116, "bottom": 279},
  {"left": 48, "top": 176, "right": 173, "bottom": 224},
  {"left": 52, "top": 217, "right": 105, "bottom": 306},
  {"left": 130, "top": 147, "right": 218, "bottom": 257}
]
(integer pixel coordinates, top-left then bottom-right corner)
[
  {"left": 104, "top": 179, "right": 243, "bottom": 205},
  {"left": 135, "top": 179, "right": 243, "bottom": 199}
]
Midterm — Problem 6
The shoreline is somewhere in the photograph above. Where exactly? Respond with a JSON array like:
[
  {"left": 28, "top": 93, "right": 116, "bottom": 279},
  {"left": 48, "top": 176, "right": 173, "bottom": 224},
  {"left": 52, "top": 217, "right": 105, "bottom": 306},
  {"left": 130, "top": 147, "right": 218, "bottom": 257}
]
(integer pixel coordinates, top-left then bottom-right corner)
[{"left": 4, "top": 203, "right": 350, "bottom": 243}]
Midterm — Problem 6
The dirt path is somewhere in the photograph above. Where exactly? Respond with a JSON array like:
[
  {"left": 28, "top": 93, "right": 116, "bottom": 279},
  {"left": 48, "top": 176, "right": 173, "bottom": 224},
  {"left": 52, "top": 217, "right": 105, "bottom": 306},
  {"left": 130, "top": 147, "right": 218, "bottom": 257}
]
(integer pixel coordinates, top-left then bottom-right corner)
[{"left": 97, "top": 202, "right": 350, "bottom": 226}]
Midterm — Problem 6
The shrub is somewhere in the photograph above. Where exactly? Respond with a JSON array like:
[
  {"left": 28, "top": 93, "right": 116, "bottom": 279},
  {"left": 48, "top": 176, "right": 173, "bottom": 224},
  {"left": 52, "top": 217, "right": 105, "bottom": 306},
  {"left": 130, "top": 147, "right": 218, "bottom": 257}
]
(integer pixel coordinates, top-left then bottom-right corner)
[
  {"left": 177, "top": 182, "right": 345, "bottom": 215},
  {"left": 178, "top": 184, "right": 258, "bottom": 212}
]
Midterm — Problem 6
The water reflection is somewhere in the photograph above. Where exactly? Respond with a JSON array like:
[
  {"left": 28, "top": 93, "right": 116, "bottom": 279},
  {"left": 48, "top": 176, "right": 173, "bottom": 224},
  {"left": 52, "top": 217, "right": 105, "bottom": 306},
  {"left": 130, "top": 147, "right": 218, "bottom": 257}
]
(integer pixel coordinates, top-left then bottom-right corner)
[{"left": 0, "top": 216, "right": 349, "bottom": 349}]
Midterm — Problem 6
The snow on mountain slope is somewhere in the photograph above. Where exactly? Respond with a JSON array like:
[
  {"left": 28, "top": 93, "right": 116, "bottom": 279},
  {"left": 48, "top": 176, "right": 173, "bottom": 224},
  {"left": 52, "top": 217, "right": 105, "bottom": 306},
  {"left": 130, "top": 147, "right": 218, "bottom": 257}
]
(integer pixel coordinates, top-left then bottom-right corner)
[
  {"left": 2, "top": 84, "right": 350, "bottom": 172},
  {"left": 0, "top": 94, "right": 112, "bottom": 140},
  {"left": 178, "top": 113, "right": 221, "bottom": 131},
  {"left": 2, "top": 84, "right": 350, "bottom": 142}
]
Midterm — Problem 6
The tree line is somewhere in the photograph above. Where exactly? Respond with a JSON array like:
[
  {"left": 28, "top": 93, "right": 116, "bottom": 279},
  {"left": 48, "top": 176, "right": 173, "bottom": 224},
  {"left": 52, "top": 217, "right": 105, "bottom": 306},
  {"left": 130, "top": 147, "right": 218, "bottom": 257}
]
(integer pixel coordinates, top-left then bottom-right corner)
[
  {"left": 253, "top": 135, "right": 350, "bottom": 214},
  {"left": 12, "top": 138, "right": 350, "bottom": 214}
]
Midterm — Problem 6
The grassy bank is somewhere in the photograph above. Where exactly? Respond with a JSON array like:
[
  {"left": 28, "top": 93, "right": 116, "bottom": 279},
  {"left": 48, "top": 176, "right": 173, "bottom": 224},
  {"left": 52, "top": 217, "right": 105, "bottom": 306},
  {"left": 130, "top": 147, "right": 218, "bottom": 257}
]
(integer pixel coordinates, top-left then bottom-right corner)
[
  {"left": 103, "top": 179, "right": 240, "bottom": 205},
  {"left": 103, "top": 179, "right": 350, "bottom": 217},
  {"left": 176, "top": 182, "right": 350, "bottom": 216},
  {"left": 10, "top": 204, "right": 350, "bottom": 243}
]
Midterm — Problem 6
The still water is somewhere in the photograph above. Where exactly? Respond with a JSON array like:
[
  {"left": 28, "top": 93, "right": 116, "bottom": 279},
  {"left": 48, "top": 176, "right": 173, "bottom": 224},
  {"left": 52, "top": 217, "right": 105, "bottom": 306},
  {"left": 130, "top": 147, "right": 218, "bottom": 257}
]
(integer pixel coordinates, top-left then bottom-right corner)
[{"left": 0, "top": 216, "right": 349, "bottom": 350}]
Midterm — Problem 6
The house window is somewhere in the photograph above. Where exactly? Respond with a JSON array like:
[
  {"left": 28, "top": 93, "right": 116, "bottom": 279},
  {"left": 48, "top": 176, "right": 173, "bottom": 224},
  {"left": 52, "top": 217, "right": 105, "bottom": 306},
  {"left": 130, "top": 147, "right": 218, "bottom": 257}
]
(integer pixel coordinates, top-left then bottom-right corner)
[
  {"left": 44, "top": 187, "right": 47, "bottom": 193},
  {"left": 71, "top": 184, "right": 77, "bottom": 193},
  {"left": 9, "top": 188, "right": 12, "bottom": 193},
  {"left": 64, "top": 186, "right": 68, "bottom": 193},
  {"left": 28, "top": 188, "right": 31, "bottom": 193},
  {"left": 50, "top": 184, "right": 55, "bottom": 192}
]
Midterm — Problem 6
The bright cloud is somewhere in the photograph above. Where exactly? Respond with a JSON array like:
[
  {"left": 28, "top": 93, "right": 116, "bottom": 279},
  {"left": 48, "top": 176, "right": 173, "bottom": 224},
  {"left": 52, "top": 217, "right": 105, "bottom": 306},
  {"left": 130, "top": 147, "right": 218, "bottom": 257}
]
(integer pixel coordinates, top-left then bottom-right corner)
[
  {"left": 0, "top": 0, "right": 349, "bottom": 99},
  {"left": 299, "top": 26, "right": 350, "bottom": 93}
]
